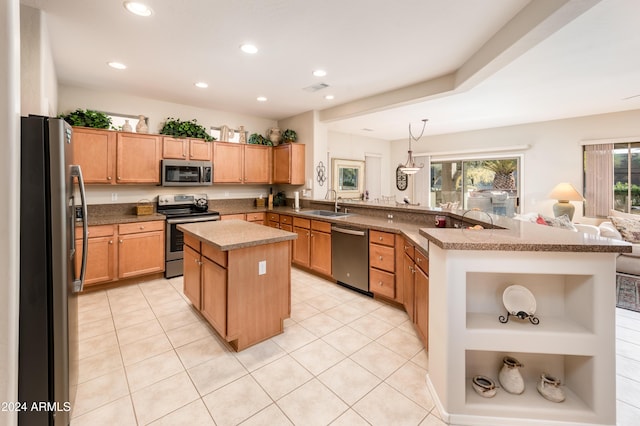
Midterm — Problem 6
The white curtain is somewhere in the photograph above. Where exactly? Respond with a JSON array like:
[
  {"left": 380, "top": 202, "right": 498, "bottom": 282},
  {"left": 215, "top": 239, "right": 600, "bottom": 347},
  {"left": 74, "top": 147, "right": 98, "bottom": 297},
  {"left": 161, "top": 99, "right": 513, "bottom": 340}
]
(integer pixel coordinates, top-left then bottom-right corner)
[{"left": 584, "top": 144, "right": 614, "bottom": 217}]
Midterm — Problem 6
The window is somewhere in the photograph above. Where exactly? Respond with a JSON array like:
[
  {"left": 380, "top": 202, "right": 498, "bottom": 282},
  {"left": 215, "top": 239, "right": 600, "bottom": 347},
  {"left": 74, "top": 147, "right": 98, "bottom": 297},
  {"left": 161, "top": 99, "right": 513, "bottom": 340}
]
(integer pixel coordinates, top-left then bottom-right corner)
[
  {"left": 427, "top": 156, "right": 521, "bottom": 217},
  {"left": 583, "top": 142, "right": 640, "bottom": 217},
  {"left": 104, "top": 112, "right": 146, "bottom": 132}
]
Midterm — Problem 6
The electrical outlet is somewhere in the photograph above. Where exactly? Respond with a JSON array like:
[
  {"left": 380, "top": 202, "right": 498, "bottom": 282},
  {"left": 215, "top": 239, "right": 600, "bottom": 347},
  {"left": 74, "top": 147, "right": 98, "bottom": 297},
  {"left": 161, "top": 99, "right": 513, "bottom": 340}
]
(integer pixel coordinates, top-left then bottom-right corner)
[
  {"left": 258, "top": 260, "right": 266, "bottom": 275},
  {"left": 111, "top": 193, "right": 118, "bottom": 201}
]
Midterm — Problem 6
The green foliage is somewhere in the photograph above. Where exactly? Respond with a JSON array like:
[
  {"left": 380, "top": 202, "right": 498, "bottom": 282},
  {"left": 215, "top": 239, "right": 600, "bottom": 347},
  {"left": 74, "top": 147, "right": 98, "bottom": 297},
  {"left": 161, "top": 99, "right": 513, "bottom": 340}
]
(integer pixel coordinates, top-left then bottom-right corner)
[
  {"left": 58, "top": 109, "right": 112, "bottom": 129},
  {"left": 159, "top": 117, "right": 214, "bottom": 141},
  {"left": 483, "top": 159, "right": 517, "bottom": 175},
  {"left": 248, "top": 133, "right": 273, "bottom": 146},
  {"left": 281, "top": 129, "right": 298, "bottom": 143},
  {"left": 614, "top": 181, "right": 640, "bottom": 209}
]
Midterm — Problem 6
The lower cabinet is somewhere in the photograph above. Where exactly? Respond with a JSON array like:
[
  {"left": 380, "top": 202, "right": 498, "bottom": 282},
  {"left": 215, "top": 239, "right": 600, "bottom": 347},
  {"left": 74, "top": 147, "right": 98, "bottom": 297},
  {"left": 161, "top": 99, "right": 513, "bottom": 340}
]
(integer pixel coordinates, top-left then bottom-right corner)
[
  {"left": 291, "top": 217, "right": 332, "bottom": 278},
  {"left": 401, "top": 237, "right": 429, "bottom": 349},
  {"left": 76, "top": 220, "right": 165, "bottom": 288},
  {"left": 369, "top": 230, "right": 402, "bottom": 302},
  {"left": 201, "top": 257, "right": 227, "bottom": 336},
  {"left": 183, "top": 243, "right": 201, "bottom": 309}
]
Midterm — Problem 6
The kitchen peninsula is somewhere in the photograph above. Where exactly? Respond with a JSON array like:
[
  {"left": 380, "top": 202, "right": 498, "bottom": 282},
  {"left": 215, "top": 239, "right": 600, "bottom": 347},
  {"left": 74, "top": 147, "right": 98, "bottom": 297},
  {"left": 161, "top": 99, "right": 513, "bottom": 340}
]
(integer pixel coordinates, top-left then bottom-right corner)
[
  {"left": 177, "top": 220, "right": 296, "bottom": 351},
  {"left": 419, "top": 222, "right": 631, "bottom": 426}
]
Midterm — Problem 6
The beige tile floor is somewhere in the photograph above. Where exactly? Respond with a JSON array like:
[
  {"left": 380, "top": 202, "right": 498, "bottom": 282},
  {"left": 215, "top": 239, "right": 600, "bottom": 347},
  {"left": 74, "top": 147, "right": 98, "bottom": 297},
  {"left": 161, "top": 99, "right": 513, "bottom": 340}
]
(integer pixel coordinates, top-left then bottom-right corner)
[{"left": 72, "top": 268, "right": 640, "bottom": 426}]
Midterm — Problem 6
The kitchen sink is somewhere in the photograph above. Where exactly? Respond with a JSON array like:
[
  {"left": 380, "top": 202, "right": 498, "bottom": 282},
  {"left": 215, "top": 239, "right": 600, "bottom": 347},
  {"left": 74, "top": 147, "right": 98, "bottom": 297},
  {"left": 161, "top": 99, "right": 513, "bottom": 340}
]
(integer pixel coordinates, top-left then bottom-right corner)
[{"left": 303, "top": 210, "right": 352, "bottom": 218}]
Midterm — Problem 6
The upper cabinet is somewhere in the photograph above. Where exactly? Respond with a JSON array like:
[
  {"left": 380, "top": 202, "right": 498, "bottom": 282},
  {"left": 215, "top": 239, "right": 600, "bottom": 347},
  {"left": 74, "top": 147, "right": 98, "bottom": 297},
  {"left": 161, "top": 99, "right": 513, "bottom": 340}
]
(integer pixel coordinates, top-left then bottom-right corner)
[
  {"left": 72, "top": 127, "right": 116, "bottom": 184},
  {"left": 212, "top": 142, "right": 271, "bottom": 184},
  {"left": 162, "top": 137, "right": 212, "bottom": 161},
  {"left": 116, "top": 133, "right": 162, "bottom": 184},
  {"left": 73, "top": 128, "right": 161, "bottom": 184},
  {"left": 273, "top": 143, "right": 305, "bottom": 185}
]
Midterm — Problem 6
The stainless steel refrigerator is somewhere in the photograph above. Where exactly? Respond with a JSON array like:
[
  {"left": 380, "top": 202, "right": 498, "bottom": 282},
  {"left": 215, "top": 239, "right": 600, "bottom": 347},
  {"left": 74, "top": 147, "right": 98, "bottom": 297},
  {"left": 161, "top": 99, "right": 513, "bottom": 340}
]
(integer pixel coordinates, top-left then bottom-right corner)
[{"left": 19, "top": 116, "right": 88, "bottom": 425}]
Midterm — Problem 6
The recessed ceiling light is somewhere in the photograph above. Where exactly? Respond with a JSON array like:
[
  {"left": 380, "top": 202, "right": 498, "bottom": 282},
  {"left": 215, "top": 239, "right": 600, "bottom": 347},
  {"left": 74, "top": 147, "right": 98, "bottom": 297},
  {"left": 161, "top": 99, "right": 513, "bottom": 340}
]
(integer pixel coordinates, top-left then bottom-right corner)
[
  {"left": 324, "top": 94, "right": 334, "bottom": 100},
  {"left": 194, "top": 82, "right": 208, "bottom": 88},
  {"left": 108, "top": 62, "right": 127, "bottom": 70},
  {"left": 257, "top": 96, "right": 267, "bottom": 102},
  {"left": 241, "top": 44, "right": 258, "bottom": 54},
  {"left": 123, "top": 1, "right": 152, "bottom": 17},
  {"left": 313, "top": 69, "right": 327, "bottom": 77}
]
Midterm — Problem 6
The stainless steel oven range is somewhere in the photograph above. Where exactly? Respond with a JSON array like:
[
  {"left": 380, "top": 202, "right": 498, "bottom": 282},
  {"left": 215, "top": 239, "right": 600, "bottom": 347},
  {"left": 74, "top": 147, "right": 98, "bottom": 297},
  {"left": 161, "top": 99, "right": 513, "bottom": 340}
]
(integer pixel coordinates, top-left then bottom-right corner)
[{"left": 157, "top": 193, "right": 220, "bottom": 278}]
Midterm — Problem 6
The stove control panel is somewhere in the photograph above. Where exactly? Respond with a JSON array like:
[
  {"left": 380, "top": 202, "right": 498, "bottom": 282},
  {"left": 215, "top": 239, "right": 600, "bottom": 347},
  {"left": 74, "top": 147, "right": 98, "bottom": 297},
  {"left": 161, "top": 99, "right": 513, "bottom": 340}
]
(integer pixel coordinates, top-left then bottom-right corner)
[{"left": 158, "top": 193, "right": 208, "bottom": 206}]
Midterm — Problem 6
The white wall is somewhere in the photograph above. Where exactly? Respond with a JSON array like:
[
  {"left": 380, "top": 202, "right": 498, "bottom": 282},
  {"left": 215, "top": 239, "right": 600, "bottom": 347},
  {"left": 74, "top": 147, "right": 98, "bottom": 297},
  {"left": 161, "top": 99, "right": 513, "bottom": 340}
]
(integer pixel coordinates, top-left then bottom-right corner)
[
  {"left": 327, "top": 131, "right": 391, "bottom": 199},
  {"left": 390, "top": 109, "right": 640, "bottom": 223},
  {"left": 59, "top": 85, "right": 280, "bottom": 204},
  {"left": 1, "top": 1, "right": 20, "bottom": 423},
  {"left": 277, "top": 110, "right": 315, "bottom": 198},
  {"left": 20, "top": 5, "right": 57, "bottom": 116}
]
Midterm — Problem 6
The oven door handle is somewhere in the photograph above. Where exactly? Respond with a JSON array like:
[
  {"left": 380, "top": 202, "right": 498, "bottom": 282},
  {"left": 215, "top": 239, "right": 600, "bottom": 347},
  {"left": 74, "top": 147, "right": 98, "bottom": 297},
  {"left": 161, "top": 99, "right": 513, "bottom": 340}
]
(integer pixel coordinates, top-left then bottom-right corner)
[{"left": 166, "top": 216, "right": 220, "bottom": 224}]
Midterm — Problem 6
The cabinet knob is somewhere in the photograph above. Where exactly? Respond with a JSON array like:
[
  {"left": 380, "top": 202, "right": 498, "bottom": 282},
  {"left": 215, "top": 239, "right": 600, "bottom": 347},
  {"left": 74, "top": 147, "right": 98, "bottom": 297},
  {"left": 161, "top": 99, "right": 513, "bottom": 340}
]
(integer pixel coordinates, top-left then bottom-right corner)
[
  {"left": 378, "top": 281, "right": 383, "bottom": 286},
  {"left": 404, "top": 245, "right": 409, "bottom": 250},
  {"left": 139, "top": 225, "right": 144, "bottom": 230},
  {"left": 109, "top": 240, "right": 113, "bottom": 244},
  {"left": 379, "top": 256, "right": 383, "bottom": 261},
  {"left": 417, "top": 258, "right": 421, "bottom": 263},
  {"left": 107, "top": 176, "right": 112, "bottom": 180},
  {"left": 117, "top": 176, "right": 121, "bottom": 180},
  {"left": 119, "top": 239, "right": 123, "bottom": 244},
  {"left": 379, "top": 236, "right": 383, "bottom": 241}
]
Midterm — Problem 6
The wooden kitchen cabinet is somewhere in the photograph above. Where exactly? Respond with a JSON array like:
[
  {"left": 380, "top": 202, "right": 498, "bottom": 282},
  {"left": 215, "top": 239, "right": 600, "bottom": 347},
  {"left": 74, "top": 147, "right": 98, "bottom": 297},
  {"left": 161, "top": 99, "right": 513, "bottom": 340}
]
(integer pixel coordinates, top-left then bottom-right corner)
[
  {"left": 71, "top": 127, "right": 116, "bottom": 184},
  {"left": 213, "top": 142, "right": 243, "bottom": 183},
  {"left": 162, "top": 137, "right": 212, "bottom": 161},
  {"left": 310, "top": 220, "right": 332, "bottom": 277},
  {"left": 246, "top": 212, "right": 266, "bottom": 224},
  {"left": 272, "top": 143, "right": 305, "bottom": 184},
  {"left": 200, "top": 256, "right": 227, "bottom": 336},
  {"left": 117, "top": 221, "right": 165, "bottom": 279},
  {"left": 221, "top": 214, "right": 246, "bottom": 221},
  {"left": 116, "top": 133, "right": 162, "bottom": 184},
  {"left": 75, "top": 225, "right": 116, "bottom": 286},
  {"left": 369, "top": 231, "right": 396, "bottom": 299},
  {"left": 213, "top": 142, "right": 271, "bottom": 184},
  {"left": 414, "top": 253, "right": 429, "bottom": 348},
  {"left": 402, "top": 253, "right": 415, "bottom": 321},
  {"left": 401, "top": 238, "right": 429, "bottom": 348},
  {"left": 267, "top": 213, "right": 280, "bottom": 228},
  {"left": 292, "top": 218, "right": 311, "bottom": 267},
  {"left": 243, "top": 145, "right": 271, "bottom": 183},
  {"left": 183, "top": 244, "right": 202, "bottom": 309}
]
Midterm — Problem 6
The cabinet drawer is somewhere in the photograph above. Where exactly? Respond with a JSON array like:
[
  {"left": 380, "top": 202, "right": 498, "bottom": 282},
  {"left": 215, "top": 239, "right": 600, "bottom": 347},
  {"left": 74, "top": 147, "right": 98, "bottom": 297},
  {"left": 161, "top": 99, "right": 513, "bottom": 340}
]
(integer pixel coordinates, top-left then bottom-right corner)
[
  {"left": 370, "top": 244, "right": 395, "bottom": 272},
  {"left": 202, "top": 243, "right": 227, "bottom": 268},
  {"left": 246, "top": 212, "right": 265, "bottom": 222},
  {"left": 118, "top": 220, "right": 164, "bottom": 235},
  {"left": 293, "top": 217, "right": 310, "bottom": 229},
  {"left": 221, "top": 214, "right": 245, "bottom": 221},
  {"left": 402, "top": 240, "right": 415, "bottom": 260},
  {"left": 280, "top": 224, "right": 293, "bottom": 232},
  {"left": 370, "top": 230, "right": 395, "bottom": 247},
  {"left": 370, "top": 268, "right": 395, "bottom": 299},
  {"left": 267, "top": 213, "right": 280, "bottom": 222},
  {"left": 311, "top": 220, "right": 331, "bottom": 233},
  {"left": 76, "top": 224, "right": 115, "bottom": 239},
  {"left": 280, "top": 215, "right": 292, "bottom": 225},
  {"left": 183, "top": 233, "right": 200, "bottom": 252},
  {"left": 415, "top": 250, "right": 428, "bottom": 274}
]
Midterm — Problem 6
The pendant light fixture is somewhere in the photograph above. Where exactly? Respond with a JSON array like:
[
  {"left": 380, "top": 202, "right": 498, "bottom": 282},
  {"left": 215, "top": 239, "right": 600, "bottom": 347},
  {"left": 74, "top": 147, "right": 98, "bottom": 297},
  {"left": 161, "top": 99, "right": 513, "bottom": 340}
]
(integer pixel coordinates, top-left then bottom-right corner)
[{"left": 399, "top": 119, "right": 428, "bottom": 175}]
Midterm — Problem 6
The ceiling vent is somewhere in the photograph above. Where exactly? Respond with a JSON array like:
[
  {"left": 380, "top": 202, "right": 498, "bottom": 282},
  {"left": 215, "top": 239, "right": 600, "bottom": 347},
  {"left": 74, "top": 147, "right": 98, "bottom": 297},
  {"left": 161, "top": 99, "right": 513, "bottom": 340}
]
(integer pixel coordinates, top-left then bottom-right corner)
[{"left": 303, "top": 83, "right": 329, "bottom": 92}]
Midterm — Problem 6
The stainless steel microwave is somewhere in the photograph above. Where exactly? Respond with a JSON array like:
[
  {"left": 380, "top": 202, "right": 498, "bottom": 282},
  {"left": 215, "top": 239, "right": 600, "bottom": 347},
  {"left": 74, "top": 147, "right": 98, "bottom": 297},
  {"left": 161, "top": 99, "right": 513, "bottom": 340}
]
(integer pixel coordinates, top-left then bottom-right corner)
[{"left": 161, "top": 159, "right": 213, "bottom": 186}]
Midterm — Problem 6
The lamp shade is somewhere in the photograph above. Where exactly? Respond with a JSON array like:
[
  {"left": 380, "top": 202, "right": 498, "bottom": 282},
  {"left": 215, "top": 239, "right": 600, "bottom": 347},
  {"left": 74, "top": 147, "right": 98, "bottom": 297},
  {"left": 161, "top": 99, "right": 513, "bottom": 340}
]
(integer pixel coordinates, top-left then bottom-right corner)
[{"left": 548, "top": 183, "right": 584, "bottom": 202}]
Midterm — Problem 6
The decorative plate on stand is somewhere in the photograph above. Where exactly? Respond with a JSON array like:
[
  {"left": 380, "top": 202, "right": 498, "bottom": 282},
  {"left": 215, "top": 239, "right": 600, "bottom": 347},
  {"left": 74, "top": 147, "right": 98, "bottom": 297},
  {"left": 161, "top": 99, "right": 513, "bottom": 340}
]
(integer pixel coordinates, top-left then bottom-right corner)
[{"left": 499, "top": 284, "right": 540, "bottom": 324}]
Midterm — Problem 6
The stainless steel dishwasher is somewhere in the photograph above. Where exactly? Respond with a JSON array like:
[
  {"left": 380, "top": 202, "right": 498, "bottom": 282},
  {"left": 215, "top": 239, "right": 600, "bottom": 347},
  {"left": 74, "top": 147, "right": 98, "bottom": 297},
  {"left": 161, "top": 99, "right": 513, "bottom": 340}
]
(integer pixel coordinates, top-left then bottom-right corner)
[{"left": 331, "top": 225, "right": 370, "bottom": 294}]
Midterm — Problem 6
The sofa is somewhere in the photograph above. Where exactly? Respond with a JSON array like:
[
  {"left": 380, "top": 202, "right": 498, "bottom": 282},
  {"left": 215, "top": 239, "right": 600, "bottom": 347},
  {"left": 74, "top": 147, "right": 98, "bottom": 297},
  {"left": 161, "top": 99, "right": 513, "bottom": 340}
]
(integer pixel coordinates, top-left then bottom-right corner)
[{"left": 598, "top": 215, "right": 640, "bottom": 276}]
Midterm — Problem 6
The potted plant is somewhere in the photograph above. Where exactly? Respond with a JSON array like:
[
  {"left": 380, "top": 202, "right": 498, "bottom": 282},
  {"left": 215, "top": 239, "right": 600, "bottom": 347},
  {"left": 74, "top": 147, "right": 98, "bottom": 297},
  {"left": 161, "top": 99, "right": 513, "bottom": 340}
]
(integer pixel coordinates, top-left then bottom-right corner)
[
  {"left": 248, "top": 133, "right": 273, "bottom": 146},
  {"left": 58, "top": 108, "right": 113, "bottom": 129},
  {"left": 159, "top": 117, "right": 215, "bottom": 141},
  {"left": 281, "top": 128, "right": 298, "bottom": 143}
]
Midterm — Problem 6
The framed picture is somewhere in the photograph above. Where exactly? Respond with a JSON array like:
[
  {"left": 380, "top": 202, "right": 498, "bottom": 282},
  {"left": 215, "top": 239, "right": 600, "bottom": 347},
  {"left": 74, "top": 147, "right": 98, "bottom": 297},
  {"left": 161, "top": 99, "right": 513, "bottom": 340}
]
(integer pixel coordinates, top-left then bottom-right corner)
[{"left": 332, "top": 158, "right": 365, "bottom": 199}]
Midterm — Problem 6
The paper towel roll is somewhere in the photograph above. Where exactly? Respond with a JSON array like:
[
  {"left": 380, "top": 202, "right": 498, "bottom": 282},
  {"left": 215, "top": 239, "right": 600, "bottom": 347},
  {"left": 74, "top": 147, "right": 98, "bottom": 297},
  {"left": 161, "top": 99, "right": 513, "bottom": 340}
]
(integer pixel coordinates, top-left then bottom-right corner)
[{"left": 294, "top": 191, "right": 300, "bottom": 209}]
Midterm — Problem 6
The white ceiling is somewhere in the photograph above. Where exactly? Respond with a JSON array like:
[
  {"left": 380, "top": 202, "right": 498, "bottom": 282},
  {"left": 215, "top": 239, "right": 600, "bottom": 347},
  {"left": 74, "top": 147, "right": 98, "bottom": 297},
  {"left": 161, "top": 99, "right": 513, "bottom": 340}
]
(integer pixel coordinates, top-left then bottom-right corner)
[{"left": 21, "top": 0, "right": 640, "bottom": 140}]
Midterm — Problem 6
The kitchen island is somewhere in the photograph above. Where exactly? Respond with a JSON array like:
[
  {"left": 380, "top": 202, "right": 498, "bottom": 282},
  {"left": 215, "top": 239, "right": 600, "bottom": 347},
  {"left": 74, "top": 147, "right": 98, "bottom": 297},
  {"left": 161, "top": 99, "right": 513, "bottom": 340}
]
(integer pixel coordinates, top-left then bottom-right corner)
[
  {"left": 178, "top": 220, "right": 296, "bottom": 351},
  {"left": 419, "top": 222, "right": 630, "bottom": 426}
]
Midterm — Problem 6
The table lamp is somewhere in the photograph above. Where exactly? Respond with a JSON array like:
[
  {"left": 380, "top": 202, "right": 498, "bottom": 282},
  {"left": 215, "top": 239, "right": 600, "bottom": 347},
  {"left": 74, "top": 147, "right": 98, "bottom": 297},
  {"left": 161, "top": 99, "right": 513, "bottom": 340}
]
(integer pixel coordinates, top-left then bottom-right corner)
[{"left": 548, "top": 183, "right": 584, "bottom": 220}]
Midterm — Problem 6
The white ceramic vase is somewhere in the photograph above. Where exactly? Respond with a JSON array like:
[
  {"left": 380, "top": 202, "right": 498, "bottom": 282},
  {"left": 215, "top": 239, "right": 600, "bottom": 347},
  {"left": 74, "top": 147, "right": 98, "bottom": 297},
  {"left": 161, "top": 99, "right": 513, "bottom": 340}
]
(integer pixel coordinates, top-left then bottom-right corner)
[
  {"left": 498, "top": 356, "right": 525, "bottom": 394},
  {"left": 537, "top": 373, "right": 565, "bottom": 402},
  {"left": 267, "top": 127, "right": 281, "bottom": 145},
  {"left": 122, "top": 119, "right": 132, "bottom": 132},
  {"left": 136, "top": 115, "right": 148, "bottom": 133}
]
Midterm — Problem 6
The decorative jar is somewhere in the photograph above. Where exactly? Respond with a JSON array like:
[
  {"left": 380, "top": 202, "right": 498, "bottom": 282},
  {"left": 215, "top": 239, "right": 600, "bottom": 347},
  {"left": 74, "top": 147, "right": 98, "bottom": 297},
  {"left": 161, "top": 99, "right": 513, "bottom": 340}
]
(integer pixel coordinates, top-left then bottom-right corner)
[
  {"left": 498, "top": 356, "right": 525, "bottom": 394},
  {"left": 136, "top": 115, "right": 148, "bottom": 133}
]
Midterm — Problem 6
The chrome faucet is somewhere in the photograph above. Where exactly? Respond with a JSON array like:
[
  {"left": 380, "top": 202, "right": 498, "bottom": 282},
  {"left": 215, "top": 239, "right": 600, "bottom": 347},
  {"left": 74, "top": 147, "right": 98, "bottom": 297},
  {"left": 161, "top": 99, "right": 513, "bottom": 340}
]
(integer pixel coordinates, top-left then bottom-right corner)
[{"left": 326, "top": 189, "right": 339, "bottom": 212}]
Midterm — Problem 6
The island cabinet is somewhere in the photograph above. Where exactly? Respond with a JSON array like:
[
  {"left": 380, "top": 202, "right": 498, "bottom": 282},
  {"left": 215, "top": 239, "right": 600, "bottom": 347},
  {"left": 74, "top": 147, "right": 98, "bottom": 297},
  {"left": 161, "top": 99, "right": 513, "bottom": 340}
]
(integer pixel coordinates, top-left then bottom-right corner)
[
  {"left": 178, "top": 220, "right": 296, "bottom": 351},
  {"left": 272, "top": 143, "right": 305, "bottom": 185},
  {"left": 75, "top": 220, "right": 165, "bottom": 288},
  {"left": 212, "top": 142, "right": 271, "bottom": 184},
  {"left": 162, "top": 137, "right": 211, "bottom": 161},
  {"left": 291, "top": 217, "right": 332, "bottom": 278},
  {"left": 426, "top": 244, "right": 620, "bottom": 426},
  {"left": 220, "top": 213, "right": 265, "bottom": 224}
]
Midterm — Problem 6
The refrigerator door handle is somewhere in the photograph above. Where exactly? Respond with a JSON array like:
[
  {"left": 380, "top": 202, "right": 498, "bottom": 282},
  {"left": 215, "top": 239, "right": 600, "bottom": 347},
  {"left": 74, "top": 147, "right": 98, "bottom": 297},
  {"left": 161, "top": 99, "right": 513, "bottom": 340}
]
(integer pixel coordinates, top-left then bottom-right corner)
[{"left": 71, "top": 165, "right": 88, "bottom": 293}]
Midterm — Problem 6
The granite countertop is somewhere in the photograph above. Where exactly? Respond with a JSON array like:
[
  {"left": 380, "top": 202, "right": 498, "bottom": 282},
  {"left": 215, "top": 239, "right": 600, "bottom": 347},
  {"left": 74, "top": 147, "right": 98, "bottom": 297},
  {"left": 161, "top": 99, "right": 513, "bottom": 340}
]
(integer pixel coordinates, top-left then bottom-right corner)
[
  {"left": 419, "top": 218, "right": 632, "bottom": 252},
  {"left": 177, "top": 220, "right": 297, "bottom": 251},
  {"left": 86, "top": 212, "right": 166, "bottom": 226}
]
